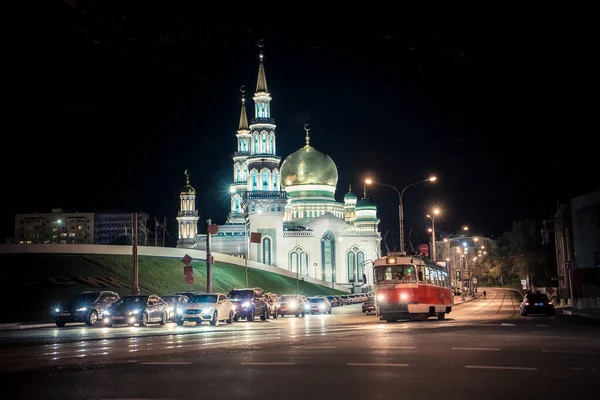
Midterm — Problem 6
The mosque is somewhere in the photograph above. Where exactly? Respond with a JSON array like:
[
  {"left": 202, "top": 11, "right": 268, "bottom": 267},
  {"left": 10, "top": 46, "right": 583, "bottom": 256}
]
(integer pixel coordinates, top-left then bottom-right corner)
[{"left": 176, "top": 46, "right": 381, "bottom": 290}]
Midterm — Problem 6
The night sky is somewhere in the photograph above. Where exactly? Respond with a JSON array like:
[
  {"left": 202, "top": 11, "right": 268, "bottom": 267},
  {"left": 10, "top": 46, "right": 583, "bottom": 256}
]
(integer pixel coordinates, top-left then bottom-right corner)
[{"left": 5, "top": 5, "right": 596, "bottom": 248}]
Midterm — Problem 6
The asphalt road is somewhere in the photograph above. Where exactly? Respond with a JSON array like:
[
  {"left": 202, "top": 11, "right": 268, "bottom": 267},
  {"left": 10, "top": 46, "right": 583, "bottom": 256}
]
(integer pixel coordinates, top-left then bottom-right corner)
[{"left": 2, "top": 288, "right": 599, "bottom": 399}]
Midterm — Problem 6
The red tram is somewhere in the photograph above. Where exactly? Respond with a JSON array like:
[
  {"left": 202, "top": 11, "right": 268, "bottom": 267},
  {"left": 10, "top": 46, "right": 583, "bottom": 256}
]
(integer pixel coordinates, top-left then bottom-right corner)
[{"left": 373, "top": 252, "right": 453, "bottom": 322}]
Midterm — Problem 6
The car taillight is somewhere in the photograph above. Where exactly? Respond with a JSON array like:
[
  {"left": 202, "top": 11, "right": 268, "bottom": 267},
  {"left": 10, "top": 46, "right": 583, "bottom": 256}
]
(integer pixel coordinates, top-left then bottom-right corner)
[
  {"left": 547, "top": 301, "right": 552, "bottom": 305},
  {"left": 524, "top": 302, "right": 530, "bottom": 306}
]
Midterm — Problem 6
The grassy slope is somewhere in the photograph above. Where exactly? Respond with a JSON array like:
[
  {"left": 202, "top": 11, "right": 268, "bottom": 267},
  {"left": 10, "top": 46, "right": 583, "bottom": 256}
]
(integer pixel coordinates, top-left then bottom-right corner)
[{"left": 0, "top": 253, "right": 345, "bottom": 323}]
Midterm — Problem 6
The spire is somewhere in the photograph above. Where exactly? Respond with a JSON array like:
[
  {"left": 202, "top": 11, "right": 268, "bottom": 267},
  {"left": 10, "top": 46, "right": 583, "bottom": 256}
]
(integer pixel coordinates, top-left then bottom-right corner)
[
  {"left": 184, "top": 169, "right": 190, "bottom": 185},
  {"left": 238, "top": 85, "right": 249, "bottom": 130},
  {"left": 348, "top": 184, "right": 352, "bottom": 193},
  {"left": 255, "top": 40, "right": 268, "bottom": 93},
  {"left": 304, "top": 123, "right": 311, "bottom": 146},
  {"left": 363, "top": 184, "right": 367, "bottom": 198}
]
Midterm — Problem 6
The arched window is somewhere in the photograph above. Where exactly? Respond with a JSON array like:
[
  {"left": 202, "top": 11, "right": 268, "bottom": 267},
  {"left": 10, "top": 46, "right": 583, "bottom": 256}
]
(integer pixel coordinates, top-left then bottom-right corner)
[
  {"left": 262, "top": 171, "right": 269, "bottom": 191},
  {"left": 300, "top": 252, "right": 309, "bottom": 275},
  {"left": 347, "top": 251, "right": 356, "bottom": 282},
  {"left": 252, "top": 171, "right": 258, "bottom": 190},
  {"left": 321, "top": 232, "right": 336, "bottom": 283},
  {"left": 357, "top": 251, "right": 365, "bottom": 281},
  {"left": 243, "top": 164, "right": 247, "bottom": 180},
  {"left": 234, "top": 196, "right": 240, "bottom": 213},
  {"left": 262, "top": 132, "right": 267, "bottom": 153},
  {"left": 253, "top": 134, "right": 259, "bottom": 154},
  {"left": 262, "top": 237, "right": 271, "bottom": 265},
  {"left": 273, "top": 172, "right": 278, "bottom": 191},
  {"left": 236, "top": 164, "right": 241, "bottom": 182},
  {"left": 289, "top": 251, "right": 299, "bottom": 272},
  {"left": 269, "top": 134, "right": 274, "bottom": 154}
]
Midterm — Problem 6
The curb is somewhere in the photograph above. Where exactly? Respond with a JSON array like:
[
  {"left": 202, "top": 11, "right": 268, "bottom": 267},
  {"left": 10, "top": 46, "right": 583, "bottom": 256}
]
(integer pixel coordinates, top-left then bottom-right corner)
[
  {"left": 0, "top": 323, "right": 54, "bottom": 331},
  {"left": 561, "top": 309, "right": 600, "bottom": 320}
]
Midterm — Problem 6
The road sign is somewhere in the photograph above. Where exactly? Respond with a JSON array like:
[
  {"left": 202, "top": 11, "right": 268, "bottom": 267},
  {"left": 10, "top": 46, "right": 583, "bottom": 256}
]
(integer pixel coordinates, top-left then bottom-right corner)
[
  {"left": 472, "top": 278, "right": 477, "bottom": 284},
  {"left": 181, "top": 254, "right": 193, "bottom": 265},
  {"left": 185, "top": 274, "right": 194, "bottom": 284},
  {"left": 207, "top": 224, "right": 219, "bottom": 235},
  {"left": 184, "top": 265, "right": 193, "bottom": 276},
  {"left": 418, "top": 244, "right": 429, "bottom": 257},
  {"left": 250, "top": 232, "right": 262, "bottom": 243}
]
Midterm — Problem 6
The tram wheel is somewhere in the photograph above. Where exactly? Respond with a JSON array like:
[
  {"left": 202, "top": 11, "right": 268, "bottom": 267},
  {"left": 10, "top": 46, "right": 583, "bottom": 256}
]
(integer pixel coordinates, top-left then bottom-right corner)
[{"left": 437, "top": 312, "right": 445, "bottom": 320}]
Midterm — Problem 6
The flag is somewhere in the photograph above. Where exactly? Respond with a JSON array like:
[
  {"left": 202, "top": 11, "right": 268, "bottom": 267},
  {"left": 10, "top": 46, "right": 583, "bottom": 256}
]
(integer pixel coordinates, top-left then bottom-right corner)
[{"left": 250, "top": 232, "right": 262, "bottom": 243}]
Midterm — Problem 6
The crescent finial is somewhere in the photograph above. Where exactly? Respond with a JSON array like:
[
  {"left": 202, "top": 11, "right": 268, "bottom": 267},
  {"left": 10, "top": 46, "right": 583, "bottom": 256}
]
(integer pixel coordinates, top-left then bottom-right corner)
[
  {"left": 184, "top": 169, "right": 189, "bottom": 184},
  {"left": 257, "top": 39, "right": 264, "bottom": 49},
  {"left": 240, "top": 85, "right": 246, "bottom": 94}
]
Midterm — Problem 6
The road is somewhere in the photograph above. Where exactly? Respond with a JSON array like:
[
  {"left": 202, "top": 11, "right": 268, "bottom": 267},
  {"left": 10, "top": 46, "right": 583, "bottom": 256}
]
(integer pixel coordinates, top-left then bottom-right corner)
[{"left": 2, "top": 288, "right": 599, "bottom": 399}]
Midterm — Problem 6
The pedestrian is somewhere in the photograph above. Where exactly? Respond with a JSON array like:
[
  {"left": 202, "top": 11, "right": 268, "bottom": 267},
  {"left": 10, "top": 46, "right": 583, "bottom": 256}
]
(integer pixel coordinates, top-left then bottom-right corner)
[{"left": 483, "top": 290, "right": 487, "bottom": 299}]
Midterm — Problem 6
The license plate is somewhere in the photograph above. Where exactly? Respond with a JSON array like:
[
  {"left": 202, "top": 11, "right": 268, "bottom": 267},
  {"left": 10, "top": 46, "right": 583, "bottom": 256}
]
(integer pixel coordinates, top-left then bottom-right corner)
[
  {"left": 113, "top": 316, "right": 124, "bottom": 320},
  {"left": 535, "top": 303, "right": 543, "bottom": 306},
  {"left": 58, "top": 313, "right": 71, "bottom": 317}
]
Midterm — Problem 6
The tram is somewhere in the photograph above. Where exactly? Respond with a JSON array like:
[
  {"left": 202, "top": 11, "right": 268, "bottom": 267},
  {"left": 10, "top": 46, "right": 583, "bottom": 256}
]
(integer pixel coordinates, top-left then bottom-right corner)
[{"left": 373, "top": 252, "right": 453, "bottom": 322}]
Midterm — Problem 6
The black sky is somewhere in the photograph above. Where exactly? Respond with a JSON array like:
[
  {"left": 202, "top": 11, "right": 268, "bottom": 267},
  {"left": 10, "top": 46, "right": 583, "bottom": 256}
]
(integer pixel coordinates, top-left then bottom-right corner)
[{"left": 5, "top": 4, "right": 597, "bottom": 248}]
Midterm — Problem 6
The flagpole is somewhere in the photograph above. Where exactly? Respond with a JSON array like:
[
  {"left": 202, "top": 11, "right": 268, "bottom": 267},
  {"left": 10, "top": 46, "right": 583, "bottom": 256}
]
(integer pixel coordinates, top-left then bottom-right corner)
[
  {"left": 155, "top": 216, "right": 158, "bottom": 247},
  {"left": 162, "top": 216, "right": 166, "bottom": 247}
]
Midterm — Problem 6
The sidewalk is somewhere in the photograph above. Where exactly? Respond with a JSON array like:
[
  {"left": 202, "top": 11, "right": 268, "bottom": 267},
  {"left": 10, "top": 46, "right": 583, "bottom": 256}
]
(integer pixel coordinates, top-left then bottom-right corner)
[
  {"left": 0, "top": 322, "right": 55, "bottom": 331},
  {"left": 559, "top": 308, "right": 600, "bottom": 320},
  {"left": 453, "top": 293, "right": 480, "bottom": 305}
]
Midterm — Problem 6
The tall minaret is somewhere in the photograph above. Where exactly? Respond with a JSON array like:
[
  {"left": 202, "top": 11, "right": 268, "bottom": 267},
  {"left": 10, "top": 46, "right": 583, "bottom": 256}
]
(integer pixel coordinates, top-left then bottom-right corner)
[
  {"left": 228, "top": 86, "right": 251, "bottom": 223},
  {"left": 246, "top": 40, "right": 281, "bottom": 195},
  {"left": 176, "top": 170, "right": 199, "bottom": 248}
]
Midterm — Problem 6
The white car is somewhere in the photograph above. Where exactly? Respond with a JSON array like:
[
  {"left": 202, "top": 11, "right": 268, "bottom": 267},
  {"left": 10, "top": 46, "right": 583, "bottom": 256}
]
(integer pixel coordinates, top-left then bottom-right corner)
[{"left": 176, "top": 293, "right": 234, "bottom": 326}]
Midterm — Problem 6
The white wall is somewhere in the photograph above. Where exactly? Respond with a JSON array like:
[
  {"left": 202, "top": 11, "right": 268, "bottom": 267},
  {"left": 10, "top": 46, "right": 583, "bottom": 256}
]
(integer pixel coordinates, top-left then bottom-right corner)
[{"left": 0, "top": 244, "right": 350, "bottom": 293}]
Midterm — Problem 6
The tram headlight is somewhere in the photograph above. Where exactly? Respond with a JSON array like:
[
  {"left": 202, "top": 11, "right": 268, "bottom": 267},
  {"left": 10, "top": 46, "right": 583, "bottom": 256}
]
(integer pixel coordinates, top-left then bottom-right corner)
[
  {"left": 377, "top": 294, "right": 386, "bottom": 302},
  {"left": 400, "top": 293, "right": 408, "bottom": 301}
]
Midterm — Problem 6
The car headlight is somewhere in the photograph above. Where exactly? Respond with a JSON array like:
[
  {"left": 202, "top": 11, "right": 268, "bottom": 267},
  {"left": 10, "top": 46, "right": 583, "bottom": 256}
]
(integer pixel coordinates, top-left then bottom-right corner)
[
  {"left": 128, "top": 309, "right": 141, "bottom": 315},
  {"left": 289, "top": 301, "right": 297, "bottom": 308},
  {"left": 104, "top": 310, "right": 110, "bottom": 316},
  {"left": 54, "top": 307, "right": 60, "bottom": 313},
  {"left": 202, "top": 308, "right": 213, "bottom": 314},
  {"left": 241, "top": 301, "right": 250, "bottom": 308},
  {"left": 176, "top": 307, "right": 183, "bottom": 314},
  {"left": 76, "top": 307, "right": 87, "bottom": 312}
]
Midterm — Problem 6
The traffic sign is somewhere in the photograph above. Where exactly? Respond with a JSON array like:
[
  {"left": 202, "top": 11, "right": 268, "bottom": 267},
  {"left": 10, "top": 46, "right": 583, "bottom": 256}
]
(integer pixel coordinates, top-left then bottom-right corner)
[
  {"left": 184, "top": 265, "right": 193, "bottom": 276},
  {"left": 185, "top": 274, "right": 194, "bottom": 284},
  {"left": 472, "top": 278, "right": 477, "bottom": 284},
  {"left": 207, "top": 224, "right": 219, "bottom": 235},
  {"left": 565, "top": 260, "right": 574, "bottom": 270},
  {"left": 181, "top": 254, "right": 193, "bottom": 265},
  {"left": 418, "top": 244, "right": 429, "bottom": 257}
]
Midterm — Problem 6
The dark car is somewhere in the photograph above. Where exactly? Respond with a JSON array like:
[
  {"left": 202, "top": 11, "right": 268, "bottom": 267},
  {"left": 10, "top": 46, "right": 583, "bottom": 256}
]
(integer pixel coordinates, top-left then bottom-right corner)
[
  {"left": 53, "top": 291, "right": 120, "bottom": 327},
  {"left": 520, "top": 293, "right": 555, "bottom": 316},
  {"left": 227, "top": 288, "right": 269, "bottom": 321},
  {"left": 326, "top": 296, "right": 340, "bottom": 307},
  {"left": 362, "top": 297, "right": 376, "bottom": 314},
  {"left": 104, "top": 295, "right": 169, "bottom": 326},
  {"left": 161, "top": 295, "right": 189, "bottom": 321}
]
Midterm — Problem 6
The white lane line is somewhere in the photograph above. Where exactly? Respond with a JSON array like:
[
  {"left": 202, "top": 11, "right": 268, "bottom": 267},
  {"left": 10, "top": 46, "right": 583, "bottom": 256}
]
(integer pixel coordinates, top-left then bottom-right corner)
[
  {"left": 501, "top": 323, "right": 516, "bottom": 326},
  {"left": 542, "top": 350, "right": 598, "bottom": 355},
  {"left": 294, "top": 346, "right": 336, "bottom": 349},
  {"left": 139, "top": 362, "right": 193, "bottom": 365},
  {"left": 370, "top": 346, "right": 416, "bottom": 349},
  {"left": 465, "top": 365, "right": 537, "bottom": 371},
  {"left": 347, "top": 363, "right": 409, "bottom": 367},
  {"left": 453, "top": 348, "right": 500, "bottom": 351},
  {"left": 240, "top": 362, "right": 296, "bottom": 365},
  {"left": 570, "top": 367, "right": 586, "bottom": 371}
]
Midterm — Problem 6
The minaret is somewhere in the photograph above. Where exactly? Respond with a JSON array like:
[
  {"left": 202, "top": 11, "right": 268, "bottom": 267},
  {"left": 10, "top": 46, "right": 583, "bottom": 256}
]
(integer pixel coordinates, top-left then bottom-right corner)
[
  {"left": 246, "top": 40, "right": 281, "bottom": 195},
  {"left": 228, "top": 86, "right": 251, "bottom": 223},
  {"left": 344, "top": 184, "right": 358, "bottom": 222},
  {"left": 176, "top": 170, "right": 199, "bottom": 248}
]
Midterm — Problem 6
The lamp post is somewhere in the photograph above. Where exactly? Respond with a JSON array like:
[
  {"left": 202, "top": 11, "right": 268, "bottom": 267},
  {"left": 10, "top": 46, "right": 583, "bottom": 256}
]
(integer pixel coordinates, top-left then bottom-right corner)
[
  {"left": 365, "top": 176, "right": 436, "bottom": 253},
  {"left": 426, "top": 208, "right": 440, "bottom": 261}
]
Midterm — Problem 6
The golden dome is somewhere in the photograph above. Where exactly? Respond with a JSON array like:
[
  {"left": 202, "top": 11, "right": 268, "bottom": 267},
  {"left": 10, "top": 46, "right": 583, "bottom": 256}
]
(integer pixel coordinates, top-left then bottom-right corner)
[
  {"left": 280, "top": 145, "right": 338, "bottom": 187},
  {"left": 180, "top": 170, "right": 196, "bottom": 196}
]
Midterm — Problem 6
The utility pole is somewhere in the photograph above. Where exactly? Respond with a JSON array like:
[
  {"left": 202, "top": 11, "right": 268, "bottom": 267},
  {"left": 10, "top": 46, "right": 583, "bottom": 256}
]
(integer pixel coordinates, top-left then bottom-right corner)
[
  {"left": 460, "top": 256, "right": 465, "bottom": 301},
  {"left": 206, "top": 219, "right": 213, "bottom": 293},
  {"left": 132, "top": 213, "right": 140, "bottom": 294}
]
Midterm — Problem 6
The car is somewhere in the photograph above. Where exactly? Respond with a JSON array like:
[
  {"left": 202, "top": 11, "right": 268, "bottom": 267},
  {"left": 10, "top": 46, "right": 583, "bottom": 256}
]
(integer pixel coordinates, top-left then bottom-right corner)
[
  {"left": 104, "top": 295, "right": 169, "bottom": 327},
  {"left": 362, "top": 297, "right": 376, "bottom": 314},
  {"left": 228, "top": 288, "right": 269, "bottom": 321},
  {"left": 277, "top": 294, "right": 307, "bottom": 317},
  {"left": 53, "top": 291, "right": 119, "bottom": 327},
  {"left": 307, "top": 297, "right": 332, "bottom": 314},
  {"left": 520, "top": 293, "right": 555, "bottom": 316},
  {"left": 176, "top": 293, "right": 234, "bottom": 326}
]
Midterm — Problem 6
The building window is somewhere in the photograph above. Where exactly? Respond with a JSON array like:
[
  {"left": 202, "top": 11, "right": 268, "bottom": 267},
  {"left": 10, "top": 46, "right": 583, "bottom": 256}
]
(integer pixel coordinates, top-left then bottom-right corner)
[
  {"left": 236, "top": 164, "right": 241, "bottom": 182},
  {"left": 262, "top": 171, "right": 269, "bottom": 191},
  {"left": 269, "top": 134, "right": 274, "bottom": 154},
  {"left": 321, "top": 232, "right": 336, "bottom": 283},
  {"left": 262, "top": 132, "right": 267, "bottom": 153},
  {"left": 347, "top": 251, "right": 356, "bottom": 282},
  {"left": 289, "top": 251, "right": 298, "bottom": 273},
  {"left": 357, "top": 251, "right": 365, "bottom": 281},
  {"left": 262, "top": 237, "right": 272, "bottom": 265},
  {"left": 253, "top": 134, "right": 259, "bottom": 154},
  {"left": 235, "top": 197, "right": 240, "bottom": 213},
  {"left": 300, "top": 252, "right": 309, "bottom": 275},
  {"left": 243, "top": 164, "right": 247, "bottom": 180},
  {"left": 273, "top": 172, "right": 278, "bottom": 191},
  {"left": 252, "top": 171, "right": 258, "bottom": 190}
]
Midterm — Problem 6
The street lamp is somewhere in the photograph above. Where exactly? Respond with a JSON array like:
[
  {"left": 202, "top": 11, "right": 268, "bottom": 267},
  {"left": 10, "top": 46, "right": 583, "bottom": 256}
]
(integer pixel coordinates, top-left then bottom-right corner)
[
  {"left": 365, "top": 176, "right": 436, "bottom": 253},
  {"left": 426, "top": 208, "right": 440, "bottom": 261}
]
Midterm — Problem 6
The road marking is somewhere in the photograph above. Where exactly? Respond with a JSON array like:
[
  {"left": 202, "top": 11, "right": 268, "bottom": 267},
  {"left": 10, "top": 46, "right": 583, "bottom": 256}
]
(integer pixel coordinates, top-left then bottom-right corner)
[
  {"left": 139, "top": 362, "right": 193, "bottom": 365},
  {"left": 240, "top": 362, "right": 296, "bottom": 366},
  {"left": 347, "top": 363, "right": 409, "bottom": 367},
  {"left": 294, "top": 346, "right": 336, "bottom": 349},
  {"left": 542, "top": 350, "right": 598, "bottom": 355},
  {"left": 453, "top": 348, "right": 500, "bottom": 351},
  {"left": 370, "top": 346, "right": 416, "bottom": 349},
  {"left": 465, "top": 365, "right": 537, "bottom": 371},
  {"left": 501, "top": 323, "right": 516, "bottom": 326},
  {"left": 535, "top": 324, "right": 550, "bottom": 327},
  {"left": 570, "top": 367, "right": 585, "bottom": 371}
]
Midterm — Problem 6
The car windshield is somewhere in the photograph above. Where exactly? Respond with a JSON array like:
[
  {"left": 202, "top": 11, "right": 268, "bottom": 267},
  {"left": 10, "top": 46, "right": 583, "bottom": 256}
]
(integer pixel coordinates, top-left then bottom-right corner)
[
  {"left": 189, "top": 295, "right": 217, "bottom": 303},
  {"left": 309, "top": 298, "right": 324, "bottom": 303},
  {"left": 228, "top": 291, "right": 252, "bottom": 301},
  {"left": 279, "top": 295, "right": 296, "bottom": 302},
  {"left": 375, "top": 265, "right": 417, "bottom": 283},
  {"left": 114, "top": 296, "right": 148, "bottom": 306},
  {"left": 526, "top": 294, "right": 550, "bottom": 302},
  {"left": 72, "top": 293, "right": 99, "bottom": 304},
  {"left": 161, "top": 296, "right": 180, "bottom": 304}
]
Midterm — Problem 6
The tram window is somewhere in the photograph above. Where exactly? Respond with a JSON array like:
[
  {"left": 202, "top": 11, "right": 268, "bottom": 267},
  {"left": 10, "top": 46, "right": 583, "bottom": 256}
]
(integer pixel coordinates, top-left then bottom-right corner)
[
  {"left": 417, "top": 266, "right": 424, "bottom": 282},
  {"left": 375, "top": 265, "right": 416, "bottom": 283}
]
